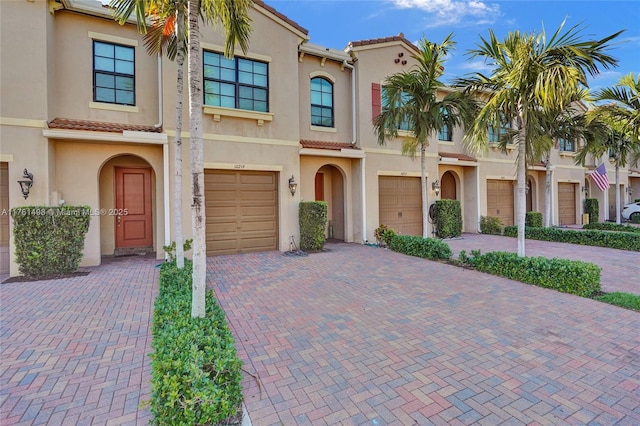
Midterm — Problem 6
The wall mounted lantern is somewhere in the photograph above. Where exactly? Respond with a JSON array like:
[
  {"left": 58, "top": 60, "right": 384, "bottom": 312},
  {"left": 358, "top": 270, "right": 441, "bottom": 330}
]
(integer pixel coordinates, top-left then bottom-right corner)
[
  {"left": 582, "top": 185, "right": 589, "bottom": 195},
  {"left": 18, "top": 168, "right": 34, "bottom": 199},
  {"left": 432, "top": 179, "right": 440, "bottom": 197},
  {"left": 627, "top": 187, "right": 633, "bottom": 196},
  {"left": 288, "top": 175, "right": 297, "bottom": 197}
]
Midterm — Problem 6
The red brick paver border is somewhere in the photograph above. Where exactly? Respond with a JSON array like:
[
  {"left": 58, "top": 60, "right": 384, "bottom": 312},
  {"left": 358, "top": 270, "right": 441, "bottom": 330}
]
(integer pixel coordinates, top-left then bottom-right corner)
[
  {"left": 1, "top": 256, "right": 160, "bottom": 425},
  {"left": 210, "top": 243, "right": 640, "bottom": 425}
]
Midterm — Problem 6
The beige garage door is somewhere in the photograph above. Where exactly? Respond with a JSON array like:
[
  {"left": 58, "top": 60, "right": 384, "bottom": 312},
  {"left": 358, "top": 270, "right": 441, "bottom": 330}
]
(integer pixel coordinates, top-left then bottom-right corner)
[
  {"left": 205, "top": 170, "right": 278, "bottom": 256},
  {"left": 558, "top": 183, "right": 576, "bottom": 225},
  {"left": 487, "top": 180, "right": 514, "bottom": 227},
  {"left": 1, "top": 163, "right": 9, "bottom": 275},
  {"left": 379, "top": 176, "right": 422, "bottom": 236}
]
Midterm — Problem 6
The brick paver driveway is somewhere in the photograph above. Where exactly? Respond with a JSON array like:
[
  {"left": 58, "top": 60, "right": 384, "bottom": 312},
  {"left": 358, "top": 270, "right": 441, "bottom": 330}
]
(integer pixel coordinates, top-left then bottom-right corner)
[
  {"left": 1, "top": 256, "right": 159, "bottom": 425},
  {"left": 211, "top": 243, "right": 640, "bottom": 425}
]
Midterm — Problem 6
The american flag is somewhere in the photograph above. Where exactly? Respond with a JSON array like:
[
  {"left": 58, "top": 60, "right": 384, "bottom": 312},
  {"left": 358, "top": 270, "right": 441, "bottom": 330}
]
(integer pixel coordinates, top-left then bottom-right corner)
[{"left": 589, "top": 163, "right": 609, "bottom": 191}]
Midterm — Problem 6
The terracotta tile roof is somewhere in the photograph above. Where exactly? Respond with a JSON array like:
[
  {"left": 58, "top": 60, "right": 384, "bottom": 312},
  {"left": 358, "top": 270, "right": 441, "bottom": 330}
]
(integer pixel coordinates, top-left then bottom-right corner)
[
  {"left": 348, "top": 33, "right": 419, "bottom": 53},
  {"left": 48, "top": 118, "right": 162, "bottom": 133},
  {"left": 300, "top": 140, "right": 359, "bottom": 150},
  {"left": 254, "top": 0, "right": 309, "bottom": 36},
  {"left": 439, "top": 152, "right": 476, "bottom": 162}
]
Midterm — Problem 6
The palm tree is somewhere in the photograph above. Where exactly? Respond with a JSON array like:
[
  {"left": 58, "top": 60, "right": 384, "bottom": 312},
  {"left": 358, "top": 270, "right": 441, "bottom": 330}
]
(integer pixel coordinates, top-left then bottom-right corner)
[
  {"left": 187, "top": 0, "right": 251, "bottom": 318},
  {"left": 577, "top": 73, "right": 640, "bottom": 224},
  {"left": 113, "top": 0, "right": 188, "bottom": 269},
  {"left": 456, "top": 22, "right": 622, "bottom": 256},
  {"left": 373, "top": 34, "right": 476, "bottom": 238},
  {"left": 112, "top": 0, "right": 252, "bottom": 317}
]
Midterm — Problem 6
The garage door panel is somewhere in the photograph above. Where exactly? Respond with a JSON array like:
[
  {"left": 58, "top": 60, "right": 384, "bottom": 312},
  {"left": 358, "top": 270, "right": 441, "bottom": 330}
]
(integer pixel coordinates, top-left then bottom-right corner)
[
  {"left": 205, "top": 170, "right": 278, "bottom": 256},
  {"left": 487, "top": 180, "right": 514, "bottom": 227},
  {"left": 379, "top": 176, "right": 422, "bottom": 236}
]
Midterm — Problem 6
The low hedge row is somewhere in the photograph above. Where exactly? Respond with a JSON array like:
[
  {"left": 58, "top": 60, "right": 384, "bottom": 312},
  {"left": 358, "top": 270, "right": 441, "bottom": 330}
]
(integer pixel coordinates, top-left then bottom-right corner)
[
  {"left": 503, "top": 226, "right": 640, "bottom": 251},
  {"left": 583, "top": 222, "right": 640, "bottom": 234},
  {"left": 388, "top": 234, "right": 452, "bottom": 260},
  {"left": 151, "top": 260, "right": 243, "bottom": 425},
  {"left": 469, "top": 251, "right": 601, "bottom": 297}
]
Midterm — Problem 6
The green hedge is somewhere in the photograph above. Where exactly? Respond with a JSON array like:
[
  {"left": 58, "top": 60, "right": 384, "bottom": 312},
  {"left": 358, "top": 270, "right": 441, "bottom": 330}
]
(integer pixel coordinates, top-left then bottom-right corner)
[
  {"left": 480, "top": 216, "right": 503, "bottom": 235},
  {"left": 470, "top": 251, "right": 601, "bottom": 297},
  {"left": 585, "top": 198, "right": 599, "bottom": 224},
  {"left": 388, "top": 234, "right": 452, "bottom": 260},
  {"left": 432, "top": 199, "right": 462, "bottom": 239},
  {"left": 525, "top": 212, "right": 543, "bottom": 227},
  {"left": 583, "top": 222, "right": 640, "bottom": 234},
  {"left": 151, "top": 260, "right": 243, "bottom": 425},
  {"left": 11, "top": 206, "right": 91, "bottom": 276},
  {"left": 299, "top": 201, "right": 327, "bottom": 251},
  {"left": 503, "top": 226, "right": 640, "bottom": 251}
]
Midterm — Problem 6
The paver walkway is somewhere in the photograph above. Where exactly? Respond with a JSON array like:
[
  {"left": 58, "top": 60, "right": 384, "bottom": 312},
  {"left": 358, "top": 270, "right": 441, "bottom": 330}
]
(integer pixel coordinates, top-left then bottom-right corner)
[
  {"left": 444, "top": 233, "right": 640, "bottom": 294},
  {"left": 0, "top": 256, "right": 160, "bottom": 425},
  {"left": 211, "top": 243, "right": 640, "bottom": 425}
]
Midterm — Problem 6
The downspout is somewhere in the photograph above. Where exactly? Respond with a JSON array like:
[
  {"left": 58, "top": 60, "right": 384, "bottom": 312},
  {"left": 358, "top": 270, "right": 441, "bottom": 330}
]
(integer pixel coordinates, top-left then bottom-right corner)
[
  {"left": 154, "top": 54, "right": 171, "bottom": 257},
  {"left": 342, "top": 59, "right": 366, "bottom": 242}
]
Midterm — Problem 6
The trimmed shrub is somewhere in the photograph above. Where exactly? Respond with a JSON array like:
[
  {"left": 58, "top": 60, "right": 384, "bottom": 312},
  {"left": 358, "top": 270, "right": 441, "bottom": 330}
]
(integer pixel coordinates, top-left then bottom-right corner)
[
  {"left": 151, "top": 260, "right": 243, "bottom": 425},
  {"left": 480, "top": 216, "right": 503, "bottom": 235},
  {"left": 470, "top": 251, "right": 601, "bottom": 297},
  {"left": 11, "top": 206, "right": 91, "bottom": 276},
  {"left": 299, "top": 201, "right": 327, "bottom": 251},
  {"left": 583, "top": 222, "right": 640, "bottom": 234},
  {"left": 631, "top": 214, "right": 640, "bottom": 224},
  {"left": 503, "top": 226, "right": 640, "bottom": 251},
  {"left": 432, "top": 199, "right": 462, "bottom": 239},
  {"left": 585, "top": 198, "right": 599, "bottom": 224},
  {"left": 525, "top": 211, "right": 543, "bottom": 227},
  {"left": 388, "top": 234, "right": 452, "bottom": 260}
]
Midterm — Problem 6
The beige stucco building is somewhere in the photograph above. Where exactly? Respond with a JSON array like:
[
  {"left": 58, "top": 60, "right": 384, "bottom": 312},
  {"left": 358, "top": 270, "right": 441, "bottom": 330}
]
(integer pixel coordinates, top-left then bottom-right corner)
[{"left": 1, "top": 0, "right": 638, "bottom": 276}]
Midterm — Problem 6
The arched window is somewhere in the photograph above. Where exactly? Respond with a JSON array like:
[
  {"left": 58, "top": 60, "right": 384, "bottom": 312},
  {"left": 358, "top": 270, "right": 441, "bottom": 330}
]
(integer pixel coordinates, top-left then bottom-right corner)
[{"left": 311, "top": 77, "right": 334, "bottom": 127}]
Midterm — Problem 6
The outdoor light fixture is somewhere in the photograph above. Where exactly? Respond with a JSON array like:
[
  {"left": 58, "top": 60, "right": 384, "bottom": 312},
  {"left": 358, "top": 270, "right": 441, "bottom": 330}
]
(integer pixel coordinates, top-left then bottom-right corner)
[
  {"left": 432, "top": 179, "right": 440, "bottom": 196},
  {"left": 288, "top": 175, "right": 297, "bottom": 197},
  {"left": 17, "top": 168, "right": 33, "bottom": 199},
  {"left": 582, "top": 185, "right": 589, "bottom": 195},
  {"left": 627, "top": 187, "right": 633, "bottom": 195}
]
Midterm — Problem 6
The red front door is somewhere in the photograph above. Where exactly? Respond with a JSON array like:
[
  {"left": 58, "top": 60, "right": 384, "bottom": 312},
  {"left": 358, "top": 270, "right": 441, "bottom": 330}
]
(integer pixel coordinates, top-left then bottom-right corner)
[{"left": 115, "top": 167, "right": 153, "bottom": 248}]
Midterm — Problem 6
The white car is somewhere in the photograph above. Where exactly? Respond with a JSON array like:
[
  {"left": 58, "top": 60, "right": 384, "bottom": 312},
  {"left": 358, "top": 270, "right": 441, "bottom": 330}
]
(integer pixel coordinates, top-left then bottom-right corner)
[{"left": 622, "top": 201, "right": 640, "bottom": 221}]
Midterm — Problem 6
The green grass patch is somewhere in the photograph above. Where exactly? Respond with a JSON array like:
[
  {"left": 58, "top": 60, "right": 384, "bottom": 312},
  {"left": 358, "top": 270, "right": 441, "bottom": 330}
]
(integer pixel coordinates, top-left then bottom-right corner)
[{"left": 593, "top": 292, "right": 640, "bottom": 312}]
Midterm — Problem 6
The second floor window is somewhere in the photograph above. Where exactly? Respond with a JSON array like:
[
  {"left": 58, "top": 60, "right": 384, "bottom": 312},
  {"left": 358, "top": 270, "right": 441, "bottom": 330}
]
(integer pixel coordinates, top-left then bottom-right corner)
[
  {"left": 311, "top": 77, "right": 334, "bottom": 127},
  {"left": 381, "top": 87, "right": 411, "bottom": 131},
  {"left": 558, "top": 137, "right": 575, "bottom": 152},
  {"left": 438, "top": 109, "right": 452, "bottom": 141},
  {"left": 488, "top": 115, "right": 509, "bottom": 143},
  {"left": 203, "top": 51, "right": 268, "bottom": 112},
  {"left": 93, "top": 41, "right": 135, "bottom": 105}
]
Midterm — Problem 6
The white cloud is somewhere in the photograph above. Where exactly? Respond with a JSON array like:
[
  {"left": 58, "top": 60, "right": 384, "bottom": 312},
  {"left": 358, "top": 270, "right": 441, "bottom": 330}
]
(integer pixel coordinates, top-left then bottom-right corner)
[
  {"left": 392, "top": 0, "right": 500, "bottom": 28},
  {"left": 458, "top": 59, "right": 494, "bottom": 74}
]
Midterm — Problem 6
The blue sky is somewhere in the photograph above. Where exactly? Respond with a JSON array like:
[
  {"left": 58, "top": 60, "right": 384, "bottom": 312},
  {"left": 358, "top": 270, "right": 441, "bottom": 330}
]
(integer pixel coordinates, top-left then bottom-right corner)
[{"left": 267, "top": 0, "right": 640, "bottom": 91}]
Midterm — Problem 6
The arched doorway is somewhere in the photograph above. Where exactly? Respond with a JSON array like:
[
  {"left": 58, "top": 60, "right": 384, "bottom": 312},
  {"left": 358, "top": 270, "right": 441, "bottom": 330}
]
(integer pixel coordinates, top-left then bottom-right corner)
[
  {"left": 315, "top": 165, "right": 345, "bottom": 241},
  {"left": 99, "top": 154, "right": 155, "bottom": 256},
  {"left": 526, "top": 176, "right": 535, "bottom": 212},
  {"left": 441, "top": 171, "right": 457, "bottom": 200}
]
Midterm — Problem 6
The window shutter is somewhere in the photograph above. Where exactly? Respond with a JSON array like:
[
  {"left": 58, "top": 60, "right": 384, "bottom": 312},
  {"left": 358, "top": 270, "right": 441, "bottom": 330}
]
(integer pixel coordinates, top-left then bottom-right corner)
[{"left": 372, "top": 83, "right": 381, "bottom": 122}]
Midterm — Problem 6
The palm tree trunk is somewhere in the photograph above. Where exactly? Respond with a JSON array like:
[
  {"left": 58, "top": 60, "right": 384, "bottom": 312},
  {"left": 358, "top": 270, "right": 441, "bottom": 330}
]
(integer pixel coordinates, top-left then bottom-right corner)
[
  {"left": 420, "top": 143, "right": 428, "bottom": 238},
  {"left": 174, "top": 9, "right": 185, "bottom": 269},
  {"left": 188, "top": 0, "right": 206, "bottom": 318},
  {"left": 516, "top": 124, "right": 527, "bottom": 257},
  {"left": 544, "top": 153, "right": 552, "bottom": 227},
  {"left": 615, "top": 160, "right": 621, "bottom": 224}
]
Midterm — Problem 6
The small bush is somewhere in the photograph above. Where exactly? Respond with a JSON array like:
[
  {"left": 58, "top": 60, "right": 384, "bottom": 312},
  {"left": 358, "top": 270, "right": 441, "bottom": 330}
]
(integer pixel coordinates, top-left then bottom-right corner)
[
  {"left": 374, "top": 224, "right": 396, "bottom": 247},
  {"left": 388, "top": 234, "right": 452, "bottom": 260},
  {"left": 503, "top": 226, "right": 640, "bottom": 251},
  {"left": 583, "top": 223, "right": 640, "bottom": 234},
  {"left": 480, "top": 216, "right": 503, "bottom": 235},
  {"left": 470, "top": 251, "right": 601, "bottom": 297},
  {"left": 631, "top": 214, "right": 640, "bottom": 224},
  {"left": 299, "top": 201, "right": 328, "bottom": 251},
  {"left": 11, "top": 206, "right": 91, "bottom": 276},
  {"left": 585, "top": 198, "right": 599, "bottom": 224},
  {"left": 151, "top": 260, "right": 243, "bottom": 425},
  {"left": 525, "top": 211, "right": 543, "bottom": 228},
  {"left": 432, "top": 199, "right": 462, "bottom": 239}
]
